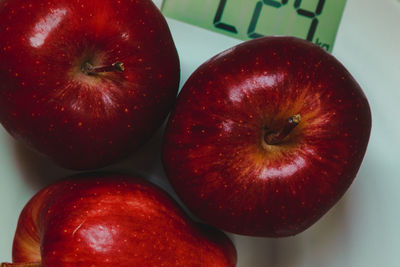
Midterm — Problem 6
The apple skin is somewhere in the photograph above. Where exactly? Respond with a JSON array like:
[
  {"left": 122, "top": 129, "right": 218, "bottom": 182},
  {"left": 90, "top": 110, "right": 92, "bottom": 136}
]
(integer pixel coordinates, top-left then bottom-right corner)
[
  {"left": 0, "top": 0, "right": 180, "bottom": 169},
  {"left": 6, "top": 174, "right": 237, "bottom": 266},
  {"left": 163, "top": 37, "right": 372, "bottom": 237}
]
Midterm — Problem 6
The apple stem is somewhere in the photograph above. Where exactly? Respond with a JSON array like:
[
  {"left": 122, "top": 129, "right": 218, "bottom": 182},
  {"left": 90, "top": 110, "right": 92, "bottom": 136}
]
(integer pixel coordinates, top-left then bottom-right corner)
[
  {"left": 264, "top": 114, "right": 301, "bottom": 145},
  {"left": 1, "top": 263, "right": 41, "bottom": 267},
  {"left": 82, "top": 62, "right": 125, "bottom": 75}
]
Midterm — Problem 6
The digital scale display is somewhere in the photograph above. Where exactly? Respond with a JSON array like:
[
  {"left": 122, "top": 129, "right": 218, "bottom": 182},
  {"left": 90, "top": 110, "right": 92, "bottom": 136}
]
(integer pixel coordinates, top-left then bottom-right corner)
[{"left": 161, "top": 0, "right": 347, "bottom": 52}]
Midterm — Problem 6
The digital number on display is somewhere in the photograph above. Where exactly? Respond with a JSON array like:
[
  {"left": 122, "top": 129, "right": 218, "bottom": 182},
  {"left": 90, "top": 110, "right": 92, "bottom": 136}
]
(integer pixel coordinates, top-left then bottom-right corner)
[{"left": 162, "top": 0, "right": 347, "bottom": 52}]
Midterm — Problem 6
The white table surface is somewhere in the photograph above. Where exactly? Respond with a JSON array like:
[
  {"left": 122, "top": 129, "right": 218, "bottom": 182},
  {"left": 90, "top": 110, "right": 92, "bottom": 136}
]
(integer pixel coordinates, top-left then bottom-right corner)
[{"left": 1, "top": 0, "right": 399, "bottom": 266}]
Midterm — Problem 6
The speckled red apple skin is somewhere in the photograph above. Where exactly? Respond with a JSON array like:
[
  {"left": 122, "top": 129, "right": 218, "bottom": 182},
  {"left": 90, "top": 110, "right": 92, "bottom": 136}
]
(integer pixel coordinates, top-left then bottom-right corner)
[
  {"left": 0, "top": 0, "right": 180, "bottom": 169},
  {"left": 11, "top": 174, "right": 237, "bottom": 266},
  {"left": 163, "top": 37, "right": 372, "bottom": 237}
]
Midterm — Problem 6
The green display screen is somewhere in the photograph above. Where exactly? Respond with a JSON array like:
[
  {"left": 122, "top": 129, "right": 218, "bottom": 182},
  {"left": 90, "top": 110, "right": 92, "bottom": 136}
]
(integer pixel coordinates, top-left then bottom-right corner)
[{"left": 161, "top": 0, "right": 347, "bottom": 52}]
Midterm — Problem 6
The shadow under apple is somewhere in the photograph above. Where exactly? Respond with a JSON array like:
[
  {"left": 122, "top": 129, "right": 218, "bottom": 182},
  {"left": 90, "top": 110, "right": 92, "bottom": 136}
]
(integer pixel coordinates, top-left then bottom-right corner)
[
  {"left": 12, "top": 140, "right": 75, "bottom": 191},
  {"left": 11, "top": 121, "right": 174, "bottom": 194},
  {"left": 229, "top": 178, "right": 351, "bottom": 267}
]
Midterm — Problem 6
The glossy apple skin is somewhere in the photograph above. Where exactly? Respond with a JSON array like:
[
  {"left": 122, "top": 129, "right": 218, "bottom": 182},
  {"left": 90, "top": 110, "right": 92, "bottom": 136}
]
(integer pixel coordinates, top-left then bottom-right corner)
[
  {"left": 0, "top": 0, "right": 180, "bottom": 169},
  {"left": 163, "top": 37, "right": 372, "bottom": 237},
  {"left": 9, "top": 174, "right": 237, "bottom": 266}
]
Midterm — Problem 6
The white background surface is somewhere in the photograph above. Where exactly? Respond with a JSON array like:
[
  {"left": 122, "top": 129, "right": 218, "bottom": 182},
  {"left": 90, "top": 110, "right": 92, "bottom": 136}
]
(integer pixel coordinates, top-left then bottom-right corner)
[{"left": 1, "top": 0, "right": 400, "bottom": 266}]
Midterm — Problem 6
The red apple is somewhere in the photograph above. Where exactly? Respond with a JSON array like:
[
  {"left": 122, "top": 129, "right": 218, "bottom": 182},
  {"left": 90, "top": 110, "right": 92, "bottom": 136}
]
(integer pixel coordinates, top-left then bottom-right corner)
[
  {"left": 2, "top": 174, "right": 237, "bottom": 266},
  {"left": 0, "top": 0, "right": 180, "bottom": 169},
  {"left": 163, "top": 37, "right": 372, "bottom": 237}
]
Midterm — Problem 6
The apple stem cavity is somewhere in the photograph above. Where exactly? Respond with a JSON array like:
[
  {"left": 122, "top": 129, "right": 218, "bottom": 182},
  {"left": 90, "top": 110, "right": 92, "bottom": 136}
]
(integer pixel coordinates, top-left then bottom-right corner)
[
  {"left": 82, "top": 61, "right": 125, "bottom": 75},
  {"left": 264, "top": 114, "right": 301, "bottom": 145},
  {"left": 1, "top": 263, "right": 41, "bottom": 267}
]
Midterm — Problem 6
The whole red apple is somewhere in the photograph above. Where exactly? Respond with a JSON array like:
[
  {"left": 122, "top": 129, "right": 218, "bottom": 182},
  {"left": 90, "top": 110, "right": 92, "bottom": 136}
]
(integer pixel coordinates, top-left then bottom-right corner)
[
  {"left": 2, "top": 174, "right": 237, "bottom": 266},
  {"left": 0, "top": 0, "right": 180, "bottom": 169},
  {"left": 163, "top": 37, "right": 371, "bottom": 237}
]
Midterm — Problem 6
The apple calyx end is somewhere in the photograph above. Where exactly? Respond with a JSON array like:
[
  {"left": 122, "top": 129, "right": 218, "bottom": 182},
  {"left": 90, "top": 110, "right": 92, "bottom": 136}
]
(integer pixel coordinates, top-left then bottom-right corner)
[
  {"left": 264, "top": 114, "right": 301, "bottom": 145},
  {"left": 81, "top": 61, "right": 125, "bottom": 75}
]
